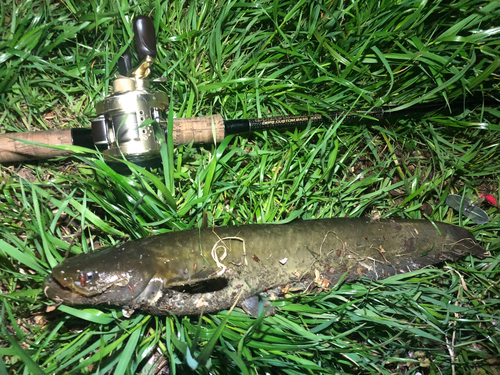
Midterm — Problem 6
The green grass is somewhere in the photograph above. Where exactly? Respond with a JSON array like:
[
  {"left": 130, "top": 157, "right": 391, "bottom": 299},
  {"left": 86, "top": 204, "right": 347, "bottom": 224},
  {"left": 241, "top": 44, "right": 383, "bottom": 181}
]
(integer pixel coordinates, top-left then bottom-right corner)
[{"left": 1, "top": 0, "right": 499, "bottom": 373}]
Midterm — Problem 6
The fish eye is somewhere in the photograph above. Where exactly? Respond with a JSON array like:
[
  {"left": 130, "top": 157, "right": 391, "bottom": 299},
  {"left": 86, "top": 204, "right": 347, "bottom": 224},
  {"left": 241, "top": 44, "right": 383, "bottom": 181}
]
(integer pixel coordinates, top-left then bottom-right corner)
[{"left": 79, "top": 271, "right": 96, "bottom": 287}]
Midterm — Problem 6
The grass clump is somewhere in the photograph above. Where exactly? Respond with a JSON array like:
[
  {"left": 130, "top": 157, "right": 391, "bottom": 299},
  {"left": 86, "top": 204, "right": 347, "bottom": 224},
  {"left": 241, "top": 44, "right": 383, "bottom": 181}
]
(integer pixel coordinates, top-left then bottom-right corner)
[{"left": 1, "top": 0, "right": 499, "bottom": 374}]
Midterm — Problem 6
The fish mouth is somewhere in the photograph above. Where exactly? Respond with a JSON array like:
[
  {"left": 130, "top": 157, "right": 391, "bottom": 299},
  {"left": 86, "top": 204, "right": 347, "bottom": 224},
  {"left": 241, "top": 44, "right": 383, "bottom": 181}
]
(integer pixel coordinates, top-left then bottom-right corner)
[
  {"left": 43, "top": 272, "right": 149, "bottom": 307},
  {"left": 43, "top": 275, "right": 108, "bottom": 305},
  {"left": 69, "top": 280, "right": 103, "bottom": 297},
  {"left": 47, "top": 270, "right": 117, "bottom": 297},
  {"left": 43, "top": 275, "right": 78, "bottom": 304}
]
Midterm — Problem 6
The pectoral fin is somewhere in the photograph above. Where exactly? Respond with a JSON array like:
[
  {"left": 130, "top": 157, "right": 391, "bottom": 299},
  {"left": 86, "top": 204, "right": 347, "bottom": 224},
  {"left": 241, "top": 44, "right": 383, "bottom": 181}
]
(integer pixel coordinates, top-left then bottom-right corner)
[
  {"left": 190, "top": 266, "right": 221, "bottom": 281},
  {"left": 167, "top": 266, "right": 222, "bottom": 288},
  {"left": 132, "top": 277, "right": 165, "bottom": 307},
  {"left": 239, "top": 295, "right": 275, "bottom": 317}
]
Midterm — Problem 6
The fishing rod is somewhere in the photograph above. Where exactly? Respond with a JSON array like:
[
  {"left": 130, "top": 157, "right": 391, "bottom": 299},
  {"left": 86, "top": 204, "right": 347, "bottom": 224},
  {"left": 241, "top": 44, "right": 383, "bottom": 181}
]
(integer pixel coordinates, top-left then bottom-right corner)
[{"left": 0, "top": 16, "right": 496, "bottom": 166}]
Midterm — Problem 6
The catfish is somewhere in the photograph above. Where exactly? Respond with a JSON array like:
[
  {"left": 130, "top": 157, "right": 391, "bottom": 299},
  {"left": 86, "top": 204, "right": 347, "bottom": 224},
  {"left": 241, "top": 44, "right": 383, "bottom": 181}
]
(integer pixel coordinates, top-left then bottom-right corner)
[{"left": 43, "top": 218, "right": 486, "bottom": 317}]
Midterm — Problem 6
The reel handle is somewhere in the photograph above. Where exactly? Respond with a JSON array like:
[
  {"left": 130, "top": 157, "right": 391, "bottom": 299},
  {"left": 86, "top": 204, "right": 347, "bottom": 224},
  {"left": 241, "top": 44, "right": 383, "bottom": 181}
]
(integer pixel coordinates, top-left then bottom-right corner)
[
  {"left": 117, "top": 51, "right": 133, "bottom": 76},
  {"left": 133, "top": 16, "right": 157, "bottom": 59}
]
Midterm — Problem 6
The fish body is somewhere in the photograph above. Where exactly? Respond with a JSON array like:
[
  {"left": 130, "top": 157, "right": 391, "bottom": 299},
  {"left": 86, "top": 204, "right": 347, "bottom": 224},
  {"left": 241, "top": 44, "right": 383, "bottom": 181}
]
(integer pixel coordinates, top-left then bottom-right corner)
[{"left": 44, "top": 218, "right": 485, "bottom": 316}]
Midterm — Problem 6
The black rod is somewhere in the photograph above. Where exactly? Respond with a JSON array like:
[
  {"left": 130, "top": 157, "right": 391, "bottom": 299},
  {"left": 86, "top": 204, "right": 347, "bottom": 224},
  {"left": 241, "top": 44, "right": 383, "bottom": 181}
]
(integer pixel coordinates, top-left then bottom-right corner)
[
  {"left": 71, "top": 128, "right": 94, "bottom": 149},
  {"left": 225, "top": 96, "right": 498, "bottom": 135}
]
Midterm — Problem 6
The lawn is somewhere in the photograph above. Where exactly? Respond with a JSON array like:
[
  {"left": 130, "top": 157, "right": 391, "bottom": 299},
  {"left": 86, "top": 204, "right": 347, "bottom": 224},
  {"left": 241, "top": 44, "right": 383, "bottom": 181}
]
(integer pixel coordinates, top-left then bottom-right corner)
[{"left": 0, "top": 0, "right": 499, "bottom": 374}]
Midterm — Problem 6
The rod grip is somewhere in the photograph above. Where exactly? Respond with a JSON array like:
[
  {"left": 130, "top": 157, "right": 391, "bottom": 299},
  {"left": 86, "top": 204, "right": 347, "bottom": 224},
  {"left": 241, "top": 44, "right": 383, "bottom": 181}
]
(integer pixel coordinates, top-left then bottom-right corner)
[
  {"left": 172, "top": 115, "right": 225, "bottom": 145},
  {"left": 0, "top": 129, "right": 73, "bottom": 163}
]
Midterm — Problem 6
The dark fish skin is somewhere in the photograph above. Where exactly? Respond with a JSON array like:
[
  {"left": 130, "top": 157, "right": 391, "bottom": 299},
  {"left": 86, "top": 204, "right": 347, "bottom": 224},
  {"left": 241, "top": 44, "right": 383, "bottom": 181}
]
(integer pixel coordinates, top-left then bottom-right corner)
[{"left": 43, "top": 218, "right": 486, "bottom": 316}]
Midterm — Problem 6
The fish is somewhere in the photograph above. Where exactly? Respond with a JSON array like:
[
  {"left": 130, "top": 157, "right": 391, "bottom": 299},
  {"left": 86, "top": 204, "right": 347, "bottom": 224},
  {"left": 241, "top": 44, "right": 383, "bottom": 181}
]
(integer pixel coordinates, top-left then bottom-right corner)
[{"left": 43, "top": 218, "right": 486, "bottom": 317}]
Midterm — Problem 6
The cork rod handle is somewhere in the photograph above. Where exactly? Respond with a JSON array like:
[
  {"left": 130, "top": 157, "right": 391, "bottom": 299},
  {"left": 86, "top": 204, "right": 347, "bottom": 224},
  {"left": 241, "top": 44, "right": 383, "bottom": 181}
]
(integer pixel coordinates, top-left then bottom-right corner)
[
  {"left": 0, "top": 114, "right": 227, "bottom": 164},
  {"left": 172, "top": 114, "right": 225, "bottom": 145},
  {"left": 0, "top": 129, "right": 73, "bottom": 163}
]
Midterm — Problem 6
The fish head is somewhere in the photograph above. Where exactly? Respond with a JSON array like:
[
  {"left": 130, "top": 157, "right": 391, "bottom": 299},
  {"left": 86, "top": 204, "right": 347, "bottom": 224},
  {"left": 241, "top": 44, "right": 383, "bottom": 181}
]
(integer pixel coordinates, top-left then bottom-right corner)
[
  {"left": 52, "top": 262, "right": 127, "bottom": 297},
  {"left": 48, "top": 245, "right": 158, "bottom": 302}
]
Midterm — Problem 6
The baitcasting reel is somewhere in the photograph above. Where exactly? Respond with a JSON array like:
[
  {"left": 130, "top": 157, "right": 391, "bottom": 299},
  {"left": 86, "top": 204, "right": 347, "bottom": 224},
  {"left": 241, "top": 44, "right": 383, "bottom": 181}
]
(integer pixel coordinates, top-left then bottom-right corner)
[
  {"left": 90, "top": 16, "right": 169, "bottom": 164},
  {"left": 0, "top": 14, "right": 223, "bottom": 166}
]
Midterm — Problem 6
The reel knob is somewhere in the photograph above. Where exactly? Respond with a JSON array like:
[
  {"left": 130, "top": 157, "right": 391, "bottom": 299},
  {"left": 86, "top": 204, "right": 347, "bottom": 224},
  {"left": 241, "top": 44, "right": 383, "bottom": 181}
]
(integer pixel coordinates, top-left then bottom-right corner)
[{"left": 133, "top": 15, "right": 157, "bottom": 59}]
